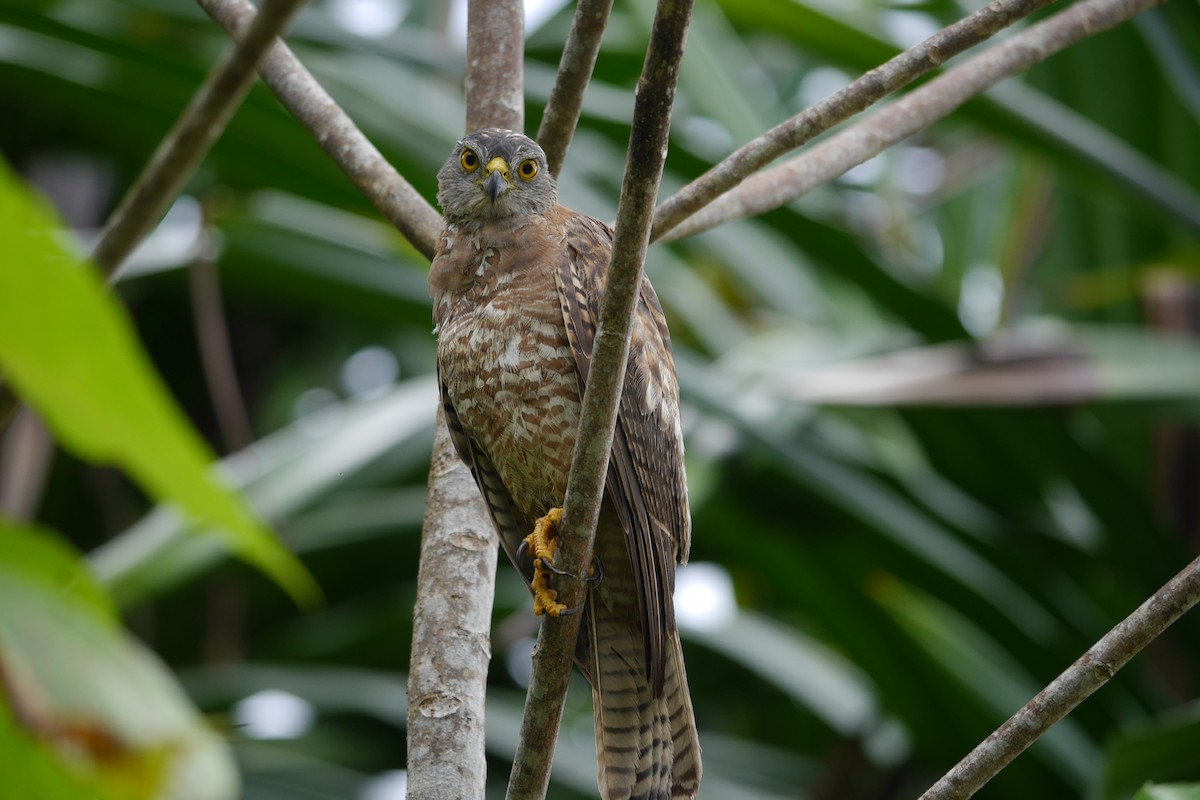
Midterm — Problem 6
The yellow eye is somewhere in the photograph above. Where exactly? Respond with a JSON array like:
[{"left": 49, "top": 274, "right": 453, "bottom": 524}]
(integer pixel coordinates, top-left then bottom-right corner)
[
  {"left": 517, "top": 159, "right": 538, "bottom": 181},
  {"left": 460, "top": 149, "right": 479, "bottom": 171}
]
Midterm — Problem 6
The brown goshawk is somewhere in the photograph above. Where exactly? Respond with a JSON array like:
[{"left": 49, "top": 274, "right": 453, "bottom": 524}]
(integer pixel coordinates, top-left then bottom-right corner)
[{"left": 429, "top": 128, "right": 701, "bottom": 800}]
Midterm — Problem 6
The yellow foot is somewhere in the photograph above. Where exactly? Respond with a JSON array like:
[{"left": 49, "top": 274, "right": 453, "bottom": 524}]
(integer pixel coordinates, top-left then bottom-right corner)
[{"left": 524, "top": 507, "right": 568, "bottom": 617}]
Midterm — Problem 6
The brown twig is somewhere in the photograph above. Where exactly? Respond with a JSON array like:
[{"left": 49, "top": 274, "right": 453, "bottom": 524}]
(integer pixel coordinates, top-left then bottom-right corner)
[
  {"left": 405, "top": 3, "right": 525, "bottom": 799},
  {"left": 536, "top": 0, "right": 615, "bottom": 176},
  {"left": 188, "top": 248, "right": 255, "bottom": 454},
  {"left": 504, "top": 1, "right": 695, "bottom": 797},
  {"left": 198, "top": 0, "right": 441, "bottom": 260},
  {"left": 650, "top": 0, "right": 1057, "bottom": 242},
  {"left": 91, "top": 0, "right": 309, "bottom": 278},
  {"left": 921, "top": 554, "right": 1200, "bottom": 799},
  {"left": 661, "top": 0, "right": 1179, "bottom": 242}
]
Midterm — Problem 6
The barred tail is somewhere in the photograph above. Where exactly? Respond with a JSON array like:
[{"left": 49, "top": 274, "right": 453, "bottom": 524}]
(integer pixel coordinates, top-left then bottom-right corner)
[{"left": 588, "top": 607, "right": 701, "bottom": 800}]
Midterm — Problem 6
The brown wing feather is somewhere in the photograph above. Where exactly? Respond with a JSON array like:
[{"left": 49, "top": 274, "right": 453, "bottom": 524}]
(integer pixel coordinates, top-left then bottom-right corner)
[
  {"left": 438, "top": 369, "right": 534, "bottom": 582},
  {"left": 556, "top": 212, "right": 690, "bottom": 694}
]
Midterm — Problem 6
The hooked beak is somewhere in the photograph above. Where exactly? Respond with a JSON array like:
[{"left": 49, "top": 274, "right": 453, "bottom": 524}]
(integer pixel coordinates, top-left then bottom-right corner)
[{"left": 482, "top": 156, "right": 510, "bottom": 203}]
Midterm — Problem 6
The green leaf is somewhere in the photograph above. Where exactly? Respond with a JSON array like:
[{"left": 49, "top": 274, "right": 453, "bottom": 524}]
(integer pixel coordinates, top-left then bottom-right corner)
[
  {"left": 0, "top": 158, "right": 318, "bottom": 607},
  {"left": 0, "top": 518, "right": 117, "bottom": 627},
  {"left": 1134, "top": 783, "right": 1200, "bottom": 800},
  {"left": 0, "top": 520, "right": 239, "bottom": 799}
]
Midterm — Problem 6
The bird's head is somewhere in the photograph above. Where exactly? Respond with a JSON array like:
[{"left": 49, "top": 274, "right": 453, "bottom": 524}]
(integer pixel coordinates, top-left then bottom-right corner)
[{"left": 437, "top": 128, "right": 557, "bottom": 223}]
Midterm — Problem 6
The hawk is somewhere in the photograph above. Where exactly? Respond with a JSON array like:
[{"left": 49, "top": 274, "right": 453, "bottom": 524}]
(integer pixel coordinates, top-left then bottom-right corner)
[{"left": 429, "top": 128, "right": 701, "bottom": 800}]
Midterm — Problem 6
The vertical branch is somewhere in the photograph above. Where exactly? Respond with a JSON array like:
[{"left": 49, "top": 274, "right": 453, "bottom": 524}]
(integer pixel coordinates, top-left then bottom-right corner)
[
  {"left": 408, "top": 2, "right": 526, "bottom": 799},
  {"left": 505, "top": 1, "right": 694, "bottom": 797},
  {"left": 406, "top": 414, "right": 499, "bottom": 800},
  {"left": 536, "top": 0, "right": 615, "bottom": 176},
  {"left": 466, "top": 0, "right": 526, "bottom": 133},
  {"left": 92, "top": 0, "right": 310, "bottom": 278}
]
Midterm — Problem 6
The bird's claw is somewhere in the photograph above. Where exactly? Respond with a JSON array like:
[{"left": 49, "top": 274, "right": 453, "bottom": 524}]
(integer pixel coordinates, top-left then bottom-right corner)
[
  {"left": 520, "top": 508, "right": 603, "bottom": 617},
  {"left": 525, "top": 508, "right": 570, "bottom": 617}
]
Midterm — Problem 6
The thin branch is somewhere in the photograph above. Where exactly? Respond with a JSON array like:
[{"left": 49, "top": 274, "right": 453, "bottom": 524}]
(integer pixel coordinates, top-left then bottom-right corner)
[
  {"left": 661, "top": 0, "right": 1176, "bottom": 242},
  {"left": 406, "top": 412, "right": 499, "bottom": 800},
  {"left": 92, "top": 0, "right": 309, "bottom": 278},
  {"left": 921, "top": 554, "right": 1200, "bottom": 799},
  {"left": 406, "top": 3, "right": 526, "bottom": 799},
  {"left": 650, "top": 0, "right": 1056, "bottom": 242},
  {"left": 536, "top": 0, "right": 615, "bottom": 176},
  {"left": 188, "top": 243, "right": 255, "bottom": 453},
  {"left": 198, "top": 0, "right": 441, "bottom": 260},
  {"left": 0, "top": 0, "right": 309, "bottom": 435},
  {"left": 505, "top": 1, "right": 695, "bottom": 797},
  {"left": 465, "top": 0, "right": 525, "bottom": 133}
]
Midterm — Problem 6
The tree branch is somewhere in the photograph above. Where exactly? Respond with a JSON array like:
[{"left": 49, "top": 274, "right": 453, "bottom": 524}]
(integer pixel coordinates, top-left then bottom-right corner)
[
  {"left": 406, "top": 412, "right": 498, "bottom": 800},
  {"left": 650, "top": 0, "right": 1056, "bottom": 242},
  {"left": 91, "top": 0, "right": 308, "bottom": 278},
  {"left": 198, "top": 0, "right": 441, "bottom": 260},
  {"left": 406, "top": 3, "right": 526, "bottom": 799},
  {"left": 0, "top": 0, "right": 309, "bottom": 434},
  {"left": 660, "top": 0, "right": 1174, "bottom": 242},
  {"left": 536, "top": 0, "right": 615, "bottom": 176},
  {"left": 505, "top": 1, "right": 694, "bottom": 797},
  {"left": 466, "top": 0, "right": 526, "bottom": 133},
  {"left": 921, "top": 554, "right": 1200, "bottom": 799}
]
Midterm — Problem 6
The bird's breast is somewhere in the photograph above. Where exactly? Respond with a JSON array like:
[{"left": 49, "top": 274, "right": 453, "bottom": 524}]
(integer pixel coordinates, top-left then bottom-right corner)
[{"left": 436, "top": 266, "right": 582, "bottom": 516}]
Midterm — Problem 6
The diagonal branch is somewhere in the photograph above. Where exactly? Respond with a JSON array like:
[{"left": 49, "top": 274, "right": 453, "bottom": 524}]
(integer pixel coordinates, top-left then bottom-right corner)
[
  {"left": 650, "top": 0, "right": 1056, "bottom": 242},
  {"left": 407, "top": 3, "right": 525, "bottom": 800},
  {"left": 536, "top": 0, "right": 615, "bottom": 176},
  {"left": 505, "top": 1, "right": 695, "bottom": 797},
  {"left": 921, "top": 554, "right": 1200, "bottom": 799},
  {"left": 198, "top": 0, "right": 441, "bottom": 260},
  {"left": 92, "top": 0, "right": 310, "bottom": 279},
  {"left": 661, "top": 0, "right": 1180, "bottom": 242},
  {"left": 0, "top": 0, "right": 309, "bottom": 434}
]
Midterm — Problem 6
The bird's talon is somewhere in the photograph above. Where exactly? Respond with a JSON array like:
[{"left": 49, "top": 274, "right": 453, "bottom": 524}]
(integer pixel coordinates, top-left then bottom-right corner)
[
  {"left": 536, "top": 556, "right": 575, "bottom": 578},
  {"left": 584, "top": 557, "right": 604, "bottom": 586},
  {"left": 525, "top": 508, "right": 569, "bottom": 616}
]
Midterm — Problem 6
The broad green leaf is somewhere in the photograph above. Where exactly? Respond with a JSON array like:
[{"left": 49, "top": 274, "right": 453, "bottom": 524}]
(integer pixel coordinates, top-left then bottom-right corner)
[
  {"left": 0, "top": 518, "right": 117, "bottom": 627},
  {"left": 0, "top": 159, "right": 318, "bottom": 606},
  {"left": 1134, "top": 783, "right": 1200, "bottom": 800},
  {"left": 0, "top": 706, "right": 114, "bottom": 800},
  {"left": 0, "top": 520, "right": 238, "bottom": 799}
]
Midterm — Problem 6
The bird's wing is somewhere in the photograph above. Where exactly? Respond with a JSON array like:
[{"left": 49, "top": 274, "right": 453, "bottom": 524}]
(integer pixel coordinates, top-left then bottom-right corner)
[
  {"left": 438, "top": 366, "right": 534, "bottom": 582},
  {"left": 555, "top": 210, "right": 690, "bottom": 694}
]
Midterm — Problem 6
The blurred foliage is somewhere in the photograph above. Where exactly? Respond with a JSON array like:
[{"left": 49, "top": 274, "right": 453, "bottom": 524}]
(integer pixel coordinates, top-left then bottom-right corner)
[{"left": 1, "top": 0, "right": 1199, "bottom": 798}]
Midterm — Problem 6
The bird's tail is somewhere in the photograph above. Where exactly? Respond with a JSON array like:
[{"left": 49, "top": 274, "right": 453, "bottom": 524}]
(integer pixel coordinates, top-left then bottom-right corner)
[{"left": 586, "top": 604, "right": 701, "bottom": 800}]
